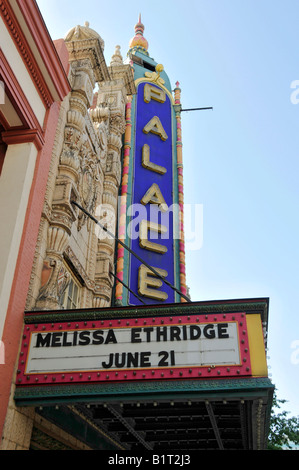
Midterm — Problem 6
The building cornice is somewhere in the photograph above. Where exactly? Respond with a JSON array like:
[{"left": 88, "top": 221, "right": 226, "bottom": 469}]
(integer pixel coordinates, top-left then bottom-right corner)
[
  {"left": 0, "top": 0, "right": 70, "bottom": 107},
  {"left": 0, "top": 48, "right": 44, "bottom": 148}
]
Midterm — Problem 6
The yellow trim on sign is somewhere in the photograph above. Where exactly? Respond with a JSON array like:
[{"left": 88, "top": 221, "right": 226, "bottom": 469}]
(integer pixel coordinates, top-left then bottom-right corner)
[
  {"left": 135, "top": 78, "right": 175, "bottom": 105},
  {"left": 246, "top": 314, "right": 268, "bottom": 377}
]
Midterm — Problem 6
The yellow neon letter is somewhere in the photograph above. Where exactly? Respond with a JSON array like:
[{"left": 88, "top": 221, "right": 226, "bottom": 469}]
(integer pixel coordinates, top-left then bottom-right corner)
[
  {"left": 142, "top": 144, "right": 167, "bottom": 175},
  {"left": 139, "top": 220, "right": 168, "bottom": 254},
  {"left": 143, "top": 116, "right": 168, "bottom": 141},
  {"left": 144, "top": 84, "right": 166, "bottom": 104},
  {"left": 140, "top": 183, "right": 168, "bottom": 211},
  {"left": 138, "top": 264, "right": 168, "bottom": 301}
]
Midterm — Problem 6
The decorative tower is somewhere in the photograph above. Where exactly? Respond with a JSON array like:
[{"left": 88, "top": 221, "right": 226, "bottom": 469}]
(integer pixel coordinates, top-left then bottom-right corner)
[
  {"left": 128, "top": 14, "right": 149, "bottom": 55},
  {"left": 115, "top": 16, "right": 187, "bottom": 306}
]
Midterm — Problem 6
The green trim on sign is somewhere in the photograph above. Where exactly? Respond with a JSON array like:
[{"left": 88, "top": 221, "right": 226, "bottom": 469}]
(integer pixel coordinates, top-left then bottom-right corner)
[
  {"left": 15, "top": 377, "right": 274, "bottom": 407},
  {"left": 24, "top": 298, "right": 269, "bottom": 325}
]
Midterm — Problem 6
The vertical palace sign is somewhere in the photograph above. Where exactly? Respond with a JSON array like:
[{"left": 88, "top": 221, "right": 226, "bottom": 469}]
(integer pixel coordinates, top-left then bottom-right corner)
[{"left": 128, "top": 77, "right": 179, "bottom": 306}]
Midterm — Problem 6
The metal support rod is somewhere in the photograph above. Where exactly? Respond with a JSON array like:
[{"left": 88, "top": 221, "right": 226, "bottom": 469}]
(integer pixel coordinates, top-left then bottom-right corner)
[
  {"left": 106, "top": 404, "right": 153, "bottom": 450},
  {"left": 205, "top": 402, "right": 224, "bottom": 450},
  {"left": 109, "top": 271, "right": 146, "bottom": 305},
  {"left": 181, "top": 107, "right": 213, "bottom": 112},
  {"left": 71, "top": 200, "right": 191, "bottom": 303}
]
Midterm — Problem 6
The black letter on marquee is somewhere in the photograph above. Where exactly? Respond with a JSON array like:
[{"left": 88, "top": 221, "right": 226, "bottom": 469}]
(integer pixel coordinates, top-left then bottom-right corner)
[
  {"left": 92, "top": 330, "right": 104, "bottom": 345},
  {"left": 218, "top": 323, "right": 229, "bottom": 339},
  {"left": 78, "top": 331, "right": 91, "bottom": 346},
  {"left": 190, "top": 325, "right": 201, "bottom": 340},
  {"left": 51, "top": 332, "right": 62, "bottom": 347},
  {"left": 131, "top": 328, "right": 142, "bottom": 343},
  {"left": 157, "top": 326, "right": 167, "bottom": 342},
  {"left": 140, "top": 352, "right": 151, "bottom": 367},
  {"left": 105, "top": 330, "right": 117, "bottom": 344},
  {"left": 203, "top": 324, "right": 216, "bottom": 339},
  {"left": 35, "top": 333, "right": 51, "bottom": 348},
  {"left": 170, "top": 326, "right": 181, "bottom": 341},
  {"left": 144, "top": 327, "right": 154, "bottom": 342},
  {"left": 102, "top": 354, "right": 114, "bottom": 369},
  {"left": 127, "top": 353, "right": 139, "bottom": 367}
]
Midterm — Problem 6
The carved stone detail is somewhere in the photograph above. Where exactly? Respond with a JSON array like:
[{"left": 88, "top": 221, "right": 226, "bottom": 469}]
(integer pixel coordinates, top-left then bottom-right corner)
[{"left": 29, "top": 21, "right": 135, "bottom": 313}]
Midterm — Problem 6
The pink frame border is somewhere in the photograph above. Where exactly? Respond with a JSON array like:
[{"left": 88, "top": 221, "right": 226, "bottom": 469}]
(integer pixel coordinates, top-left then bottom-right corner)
[{"left": 17, "top": 312, "right": 251, "bottom": 386}]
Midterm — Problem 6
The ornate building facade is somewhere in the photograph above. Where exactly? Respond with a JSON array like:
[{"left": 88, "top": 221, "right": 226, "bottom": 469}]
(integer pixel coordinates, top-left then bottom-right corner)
[
  {"left": 0, "top": 0, "right": 70, "bottom": 449},
  {"left": 0, "top": 2, "right": 273, "bottom": 451},
  {"left": 26, "top": 22, "right": 135, "bottom": 315},
  {"left": 0, "top": 6, "right": 137, "bottom": 449}
]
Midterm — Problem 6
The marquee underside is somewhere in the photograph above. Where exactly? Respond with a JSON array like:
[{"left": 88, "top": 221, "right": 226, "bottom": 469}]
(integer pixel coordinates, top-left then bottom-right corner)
[{"left": 16, "top": 377, "right": 273, "bottom": 451}]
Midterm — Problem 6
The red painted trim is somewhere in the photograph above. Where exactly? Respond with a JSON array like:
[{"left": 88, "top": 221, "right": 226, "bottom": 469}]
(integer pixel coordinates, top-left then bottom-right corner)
[
  {"left": 0, "top": 0, "right": 69, "bottom": 438},
  {"left": 0, "top": 0, "right": 70, "bottom": 108},
  {"left": 0, "top": 49, "right": 44, "bottom": 147},
  {"left": 0, "top": 0, "right": 53, "bottom": 108},
  {"left": 0, "top": 101, "right": 61, "bottom": 438},
  {"left": 0, "top": 139, "right": 7, "bottom": 175},
  {"left": 16, "top": 0, "right": 71, "bottom": 101},
  {"left": 0, "top": 110, "right": 11, "bottom": 132},
  {"left": 2, "top": 128, "right": 44, "bottom": 150}
]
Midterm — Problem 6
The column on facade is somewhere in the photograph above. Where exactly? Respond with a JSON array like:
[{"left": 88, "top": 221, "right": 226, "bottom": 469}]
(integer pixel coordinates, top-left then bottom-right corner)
[
  {"left": 90, "top": 45, "right": 135, "bottom": 307},
  {"left": 114, "top": 95, "right": 133, "bottom": 304},
  {"left": 174, "top": 82, "right": 188, "bottom": 302},
  {"left": 0, "top": 142, "right": 38, "bottom": 336},
  {"left": 34, "top": 62, "right": 91, "bottom": 310},
  {"left": 34, "top": 23, "right": 111, "bottom": 310}
]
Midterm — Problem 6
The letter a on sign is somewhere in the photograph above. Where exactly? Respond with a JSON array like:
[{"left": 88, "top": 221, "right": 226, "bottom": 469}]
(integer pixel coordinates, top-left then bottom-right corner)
[
  {"left": 141, "top": 183, "right": 168, "bottom": 211},
  {"left": 143, "top": 116, "right": 168, "bottom": 141}
]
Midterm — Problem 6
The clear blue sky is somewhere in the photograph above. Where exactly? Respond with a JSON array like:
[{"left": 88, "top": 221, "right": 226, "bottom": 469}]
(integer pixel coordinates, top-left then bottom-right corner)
[{"left": 37, "top": 0, "right": 299, "bottom": 417}]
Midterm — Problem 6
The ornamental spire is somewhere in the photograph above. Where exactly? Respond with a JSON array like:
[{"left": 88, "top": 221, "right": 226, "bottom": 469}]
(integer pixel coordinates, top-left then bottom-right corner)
[{"left": 128, "top": 14, "right": 149, "bottom": 55}]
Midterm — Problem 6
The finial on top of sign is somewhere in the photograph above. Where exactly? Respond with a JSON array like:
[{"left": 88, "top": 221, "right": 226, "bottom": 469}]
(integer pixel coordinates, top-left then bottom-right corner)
[
  {"left": 144, "top": 64, "right": 165, "bottom": 86},
  {"left": 129, "top": 14, "right": 149, "bottom": 53},
  {"left": 155, "top": 64, "right": 164, "bottom": 79}
]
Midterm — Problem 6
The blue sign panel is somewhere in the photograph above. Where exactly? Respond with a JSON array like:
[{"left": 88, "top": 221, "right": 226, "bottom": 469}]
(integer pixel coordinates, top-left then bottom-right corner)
[{"left": 129, "top": 82, "right": 176, "bottom": 305}]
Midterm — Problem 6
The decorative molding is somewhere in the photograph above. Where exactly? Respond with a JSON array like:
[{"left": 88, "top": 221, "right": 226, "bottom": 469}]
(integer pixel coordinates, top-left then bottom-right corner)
[
  {"left": 14, "top": 377, "right": 274, "bottom": 405},
  {"left": 64, "top": 36, "right": 110, "bottom": 84},
  {"left": 0, "top": 48, "right": 44, "bottom": 145},
  {"left": 1, "top": 128, "right": 44, "bottom": 150},
  {"left": 0, "top": 0, "right": 52, "bottom": 108},
  {"left": 135, "top": 76, "right": 175, "bottom": 105},
  {"left": 23, "top": 298, "right": 269, "bottom": 325},
  {"left": 16, "top": 0, "right": 71, "bottom": 101}
]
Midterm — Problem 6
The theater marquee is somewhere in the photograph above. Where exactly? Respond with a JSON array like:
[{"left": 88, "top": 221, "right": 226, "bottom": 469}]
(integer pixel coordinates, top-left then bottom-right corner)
[{"left": 17, "top": 311, "right": 251, "bottom": 385}]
